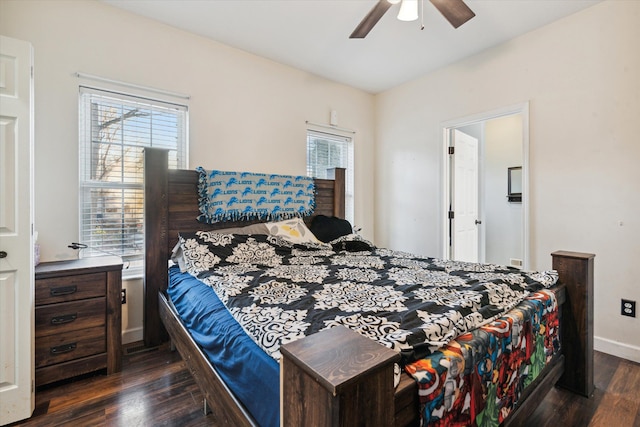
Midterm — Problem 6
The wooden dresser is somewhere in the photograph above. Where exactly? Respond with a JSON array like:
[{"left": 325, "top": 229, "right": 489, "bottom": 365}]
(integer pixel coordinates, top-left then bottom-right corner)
[{"left": 35, "top": 256, "right": 123, "bottom": 386}]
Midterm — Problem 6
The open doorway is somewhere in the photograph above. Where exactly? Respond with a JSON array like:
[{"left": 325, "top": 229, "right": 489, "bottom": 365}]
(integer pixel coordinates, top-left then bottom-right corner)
[{"left": 442, "top": 103, "right": 529, "bottom": 269}]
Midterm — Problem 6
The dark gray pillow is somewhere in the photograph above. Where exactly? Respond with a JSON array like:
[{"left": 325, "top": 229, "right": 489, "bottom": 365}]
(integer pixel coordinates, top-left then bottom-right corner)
[{"left": 310, "top": 215, "right": 352, "bottom": 243}]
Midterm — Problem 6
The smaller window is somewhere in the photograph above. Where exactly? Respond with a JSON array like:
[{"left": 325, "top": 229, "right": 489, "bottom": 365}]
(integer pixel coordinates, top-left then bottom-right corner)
[{"left": 306, "top": 129, "right": 354, "bottom": 224}]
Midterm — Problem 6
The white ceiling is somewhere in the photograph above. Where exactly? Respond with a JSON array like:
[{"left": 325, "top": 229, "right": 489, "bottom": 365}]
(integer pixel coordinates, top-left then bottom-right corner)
[{"left": 102, "top": 0, "right": 601, "bottom": 94}]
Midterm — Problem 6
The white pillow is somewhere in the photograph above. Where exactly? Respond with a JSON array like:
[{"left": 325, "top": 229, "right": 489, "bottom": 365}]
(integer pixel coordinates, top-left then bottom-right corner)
[{"left": 266, "top": 217, "right": 321, "bottom": 245}]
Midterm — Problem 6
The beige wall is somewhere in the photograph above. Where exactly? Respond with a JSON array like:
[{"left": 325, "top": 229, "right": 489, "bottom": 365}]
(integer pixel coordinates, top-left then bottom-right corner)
[
  {"left": 376, "top": 1, "right": 640, "bottom": 361},
  {"left": 2, "top": 0, "right": 638, "bottom": 361},
  {"left": 0, "top": 0, "right": 375, "bottom": 342}
]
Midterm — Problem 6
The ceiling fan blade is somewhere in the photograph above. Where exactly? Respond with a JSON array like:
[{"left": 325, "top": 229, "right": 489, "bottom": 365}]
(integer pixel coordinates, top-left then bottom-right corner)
[
  {"left": 350, "top": 0, "right": 393, "bottom": 39},
  {"left": 429, "top": 0, "right": 475, "bottom": 28}
]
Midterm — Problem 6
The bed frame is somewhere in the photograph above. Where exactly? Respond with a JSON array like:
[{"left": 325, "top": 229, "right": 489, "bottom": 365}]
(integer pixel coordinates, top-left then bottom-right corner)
[{"left": 143, "top": 147, "right": 594, "bottom": 426}]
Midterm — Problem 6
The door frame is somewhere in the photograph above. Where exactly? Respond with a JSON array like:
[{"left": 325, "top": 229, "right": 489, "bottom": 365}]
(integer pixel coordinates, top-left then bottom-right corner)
[{"left": 440, "top": 102, "right": 530, "bottom": 269}]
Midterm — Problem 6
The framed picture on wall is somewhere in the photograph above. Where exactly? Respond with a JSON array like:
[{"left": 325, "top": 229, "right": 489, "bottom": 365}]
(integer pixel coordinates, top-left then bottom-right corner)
[{"left": 508, "top": 166, "right": 522, "bottom": 202}]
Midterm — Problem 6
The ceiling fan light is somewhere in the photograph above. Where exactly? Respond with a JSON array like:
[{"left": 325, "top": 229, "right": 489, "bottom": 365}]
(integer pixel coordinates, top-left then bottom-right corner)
[
  {"left": 387, "top": 0, "right": 401, "bottom": 4},
  {"left": 397, "top": 0, "right": 418, "bottom": 22}
]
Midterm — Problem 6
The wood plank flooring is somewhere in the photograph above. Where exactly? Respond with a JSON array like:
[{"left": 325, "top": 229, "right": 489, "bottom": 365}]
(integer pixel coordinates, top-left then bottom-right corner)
[
  {"left": 527, "top": 351, "right": 640, "bottom": 427},
  {"left": 10, "top": 343, "right": 215, "bottom": 427},
  {"left": 9, "top": 345, "right": 640, "bottom": 426}
]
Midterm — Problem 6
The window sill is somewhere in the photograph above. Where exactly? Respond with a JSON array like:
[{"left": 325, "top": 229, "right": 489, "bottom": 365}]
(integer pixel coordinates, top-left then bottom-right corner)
[
  {"left": 122, "top": 271, "right": 143, "bottom": 281},
  {"left": 121, "top": 263, "right": 143, "bottom": 280}
]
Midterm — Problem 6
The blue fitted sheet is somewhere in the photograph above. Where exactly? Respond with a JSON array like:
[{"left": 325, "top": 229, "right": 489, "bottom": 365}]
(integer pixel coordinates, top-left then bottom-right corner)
[{"left": 167, "top": 266, "right": 279, "bottom": 427}]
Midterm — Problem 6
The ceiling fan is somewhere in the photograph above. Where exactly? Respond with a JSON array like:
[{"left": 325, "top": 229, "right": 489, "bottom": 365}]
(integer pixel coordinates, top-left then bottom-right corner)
[{"left": 350, "top": 0, "right": 475, "bottom": 39}]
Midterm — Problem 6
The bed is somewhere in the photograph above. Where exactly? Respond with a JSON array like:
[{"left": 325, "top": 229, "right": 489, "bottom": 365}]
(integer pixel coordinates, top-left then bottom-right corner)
[{"left": 142, "top": 147, "right": 594, "bottom": 426}]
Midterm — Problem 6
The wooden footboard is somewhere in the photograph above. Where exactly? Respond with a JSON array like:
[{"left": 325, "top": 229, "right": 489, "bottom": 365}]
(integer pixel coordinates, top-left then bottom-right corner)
[
  {"left": 157, "top": 275, "right": 577, "bottom": 427},
  {"left": 143, "top": 148, "right": 594, "bottom": 426},
  {"left": 279, "top": 278, "right": 572, "bottom": 426}
]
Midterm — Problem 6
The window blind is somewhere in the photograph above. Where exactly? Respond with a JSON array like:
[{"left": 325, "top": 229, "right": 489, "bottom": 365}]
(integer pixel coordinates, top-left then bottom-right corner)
[
  {"left": 306, "top": 129, "right": 354, "bottom": 224},
  {"left": 79, "top": 86, "right": 187, "bottom": 277}
]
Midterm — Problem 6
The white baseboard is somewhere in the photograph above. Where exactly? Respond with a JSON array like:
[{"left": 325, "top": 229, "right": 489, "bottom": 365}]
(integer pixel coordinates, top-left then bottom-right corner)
[
  {"left": 594, "top": 336, "right": 640, "bottom": 363},
  {"left": 122, "top": 326, "right": 144, "bottom": 345}
]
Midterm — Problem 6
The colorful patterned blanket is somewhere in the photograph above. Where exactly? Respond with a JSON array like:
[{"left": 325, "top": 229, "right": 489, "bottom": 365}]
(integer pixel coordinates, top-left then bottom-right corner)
[
  {"left": 196, "top": 168, "right": 315, "bottom": 223},
  {"left": 405, "top": 289, "right": 560, "bottom": 425},
  {"left": 176, "top": 231, "right": 558, "bottom": 364}
]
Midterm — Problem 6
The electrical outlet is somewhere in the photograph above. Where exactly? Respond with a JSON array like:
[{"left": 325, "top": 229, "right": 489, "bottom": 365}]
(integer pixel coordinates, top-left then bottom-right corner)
[
  {"left": 121, "top": 288, "right": 127, "bottom": 305},
  {"left": 621, "top": 299, "right": 636, "bottom": 317}
]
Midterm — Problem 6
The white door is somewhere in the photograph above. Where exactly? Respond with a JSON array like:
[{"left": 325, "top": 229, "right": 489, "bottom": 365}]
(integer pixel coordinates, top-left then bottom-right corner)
[
  {"left": 451, "top": 129, "right": 479, "bottom": 262},
  {"left": 0, "top": 35, "right": 35, "bottom": 425}
]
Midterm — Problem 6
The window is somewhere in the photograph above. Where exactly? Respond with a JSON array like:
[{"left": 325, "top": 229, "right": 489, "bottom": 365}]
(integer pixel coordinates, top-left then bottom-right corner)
[
  {"left": 306, "top": 129, "right": 354, "bottom": 224},
  {"left": 79, "top": 87, "right": 188, "bottom": 277}
]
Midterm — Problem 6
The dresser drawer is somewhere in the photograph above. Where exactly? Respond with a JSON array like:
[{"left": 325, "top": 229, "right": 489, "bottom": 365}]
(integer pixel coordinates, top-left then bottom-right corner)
[
  {"left": 35, "top": 326, "right": 106, "bottom": 368},
  {"left": 36, "top": 272, "right": 106, "bottom": 305},
  {"left": 35, "top": 297, "right": 106, "bottom": 338}
]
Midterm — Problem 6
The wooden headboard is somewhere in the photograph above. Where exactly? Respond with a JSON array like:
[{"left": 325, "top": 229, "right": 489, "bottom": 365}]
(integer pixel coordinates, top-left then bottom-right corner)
[{"left": 143, "top": 148, "right": 346, "bottom": 346}]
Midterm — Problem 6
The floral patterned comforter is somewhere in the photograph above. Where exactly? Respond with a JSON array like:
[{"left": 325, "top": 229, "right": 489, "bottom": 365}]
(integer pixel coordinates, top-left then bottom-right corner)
[{"left": 177, "top": 231, "right": 558, "bottom": 365}]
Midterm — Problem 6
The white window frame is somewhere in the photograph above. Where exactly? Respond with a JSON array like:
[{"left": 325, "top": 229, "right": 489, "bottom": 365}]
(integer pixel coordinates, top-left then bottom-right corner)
[
  {"left": 78, "top": 86, "right": 188, "bottom": 278},
  {"left": 306, "top": 128, "right": 354, "bottom": 224}
]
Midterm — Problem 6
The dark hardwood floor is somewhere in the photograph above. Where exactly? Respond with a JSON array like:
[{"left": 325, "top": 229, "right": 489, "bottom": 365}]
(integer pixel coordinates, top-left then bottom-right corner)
[
  {"left": 10, "top": 345, "right": 640, "bottom": 426},
  {"left": 527, "top": 351, "right": 640, "bottom": 427},
  {"left": 12, "top": 343, "right": 216, "bottom": 427}
]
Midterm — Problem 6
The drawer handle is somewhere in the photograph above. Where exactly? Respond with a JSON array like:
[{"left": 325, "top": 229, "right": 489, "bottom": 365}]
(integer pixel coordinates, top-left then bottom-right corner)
[
  {"left": 50, "top": 343, "right": 77, "bottom": 355},
  {"left": 50, "top": 313, "right": 78, "bottom": 325},
  {"left": 49, "top": 285, "right": 77, "bottom": 296}
]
